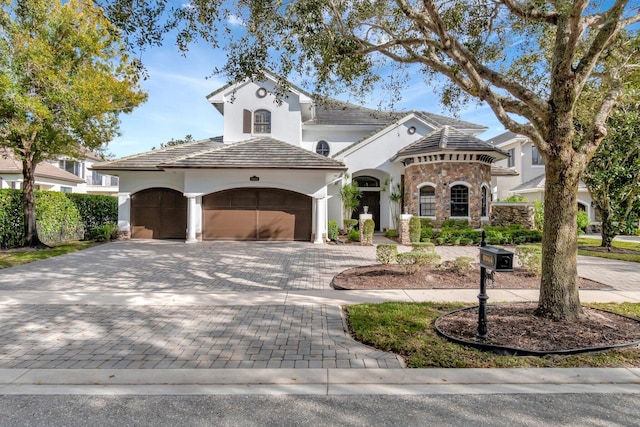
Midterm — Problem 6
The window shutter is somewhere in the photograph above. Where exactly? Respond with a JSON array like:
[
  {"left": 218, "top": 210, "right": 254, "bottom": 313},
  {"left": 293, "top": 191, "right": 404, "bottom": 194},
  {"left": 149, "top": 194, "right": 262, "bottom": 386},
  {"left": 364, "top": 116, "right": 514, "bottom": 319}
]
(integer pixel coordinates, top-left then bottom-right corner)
[{"left": 243, "top": 109, "right": 251, "bottom": 133}]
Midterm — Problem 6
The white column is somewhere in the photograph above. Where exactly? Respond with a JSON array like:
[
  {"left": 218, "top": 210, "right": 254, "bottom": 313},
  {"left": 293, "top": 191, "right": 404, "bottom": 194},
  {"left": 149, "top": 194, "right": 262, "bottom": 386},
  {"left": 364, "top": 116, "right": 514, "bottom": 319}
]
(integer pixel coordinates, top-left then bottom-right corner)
[
  {"left": 186, "top": 195, "right": 197, "bottom": 243},
  {"left": 117, "top": 192, "right": 131, "bottom": 237},
  {"left": 314, "top": 196, "right": 326, "bottom": 244}
]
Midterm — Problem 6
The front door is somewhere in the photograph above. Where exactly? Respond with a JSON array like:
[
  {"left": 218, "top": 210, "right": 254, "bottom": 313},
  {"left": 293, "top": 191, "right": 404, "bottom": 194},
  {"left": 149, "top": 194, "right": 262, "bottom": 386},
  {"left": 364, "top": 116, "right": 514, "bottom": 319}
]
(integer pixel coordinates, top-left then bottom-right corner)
[{"left": 352, "top": 191, "right": 381, "bottom": 231}]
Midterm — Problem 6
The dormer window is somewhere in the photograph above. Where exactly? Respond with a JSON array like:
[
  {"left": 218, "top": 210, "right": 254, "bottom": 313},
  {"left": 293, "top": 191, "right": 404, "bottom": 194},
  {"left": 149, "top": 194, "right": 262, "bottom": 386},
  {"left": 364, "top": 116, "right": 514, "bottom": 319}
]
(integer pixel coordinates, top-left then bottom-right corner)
[
  {"left": 254, "top": 109, "right": 271, "bottom": 134},
  {"left": 316, "top": 140, "right": 330, "bottom": 157}
]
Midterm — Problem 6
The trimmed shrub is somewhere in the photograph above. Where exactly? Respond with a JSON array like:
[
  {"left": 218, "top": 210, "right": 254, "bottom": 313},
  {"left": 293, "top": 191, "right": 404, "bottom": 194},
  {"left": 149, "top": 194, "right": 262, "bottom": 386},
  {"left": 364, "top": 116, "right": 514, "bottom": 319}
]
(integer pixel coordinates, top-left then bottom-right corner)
[
  {"left": 409, "top": 216, "right": 421, "bottom": 243},
  {"left": 65, "top": 193, "right": 117, "bottom": 230},
  {"left": 411, "top": 242, "right": 435, "bottom": 253},
  {"left": 327, "top": 220, "right": 339, "bottom": 241},
  {"left": 515, "top": 245, "right": 542, "bottom": 276},
  {"left": 396, "top": 251, "right": 440, "bottom": 274},
  {"left": 376, "top": 244, "right": 398, "bottom": 264},
  {"left": 420, "top": 227, "right": 434, "bottom": 242},
  {"left": 453, "top": 256, "right": 475, "bottom": 275},
  {"left": 441, "top": 218, "right": 469, "bottom": 229},
  {"left": 419, "top": 217, "right": 434, "bottom": 229},
  {"left": 384, "top": 229, "right": 399, "bottom": 238},
  {"left": 347, "top": 229, "right": 360, "bottom": 242},
  {"left": 459, "top": 238, "right": 474, "bottom": 246},
  {"left": 577, "top": 210, "right": 590, "bottom": 234},
  {"left": 362, "top": 218, "right": 375, "bottom": 244},
  {"left": 35, "top": 191, "right": 84, "bottom": 243},
  {"left": 87, "top": 223, "right": 118, "bottom": 242},
  {"left": 0, "top": 189, "right": 25, "bottom": 248}
]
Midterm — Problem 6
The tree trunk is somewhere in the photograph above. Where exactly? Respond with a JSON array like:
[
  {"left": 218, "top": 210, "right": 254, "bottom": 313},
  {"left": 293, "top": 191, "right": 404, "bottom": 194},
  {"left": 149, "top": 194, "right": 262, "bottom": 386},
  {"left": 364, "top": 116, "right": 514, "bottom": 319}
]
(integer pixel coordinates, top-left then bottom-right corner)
[
  {"left": 536, "top": 158, "right": 584, "bottom": 321},
  {"left": 21, "top": 155, "right": 45, "bottom": 248},
  {"left": 599, "top": 206, "right": 616, "bottom": 248}
]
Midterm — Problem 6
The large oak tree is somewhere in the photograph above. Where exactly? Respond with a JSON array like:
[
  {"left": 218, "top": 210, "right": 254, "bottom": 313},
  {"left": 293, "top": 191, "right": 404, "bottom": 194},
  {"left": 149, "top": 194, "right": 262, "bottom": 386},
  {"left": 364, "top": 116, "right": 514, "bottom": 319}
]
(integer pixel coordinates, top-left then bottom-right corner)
[
  {"left": 0, "top": 0, "right": 146, "bottom": 247},
  {"left": 104, "top": 0, "right": 639, "bottom": 321}
]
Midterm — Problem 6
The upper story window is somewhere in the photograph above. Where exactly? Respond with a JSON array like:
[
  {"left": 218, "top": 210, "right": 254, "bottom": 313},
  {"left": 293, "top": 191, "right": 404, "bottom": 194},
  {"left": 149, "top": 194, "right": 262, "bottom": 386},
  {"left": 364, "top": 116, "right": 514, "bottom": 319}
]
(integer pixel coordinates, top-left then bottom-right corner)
[
  {"left": 91, "top": 170, "right": 104, "bottom": 186},
  {"left": 507, "top": 148, "right": 515, "bottom": 168},
  {"left": 353, "top": 176, "right": 380, "bottom": 188},
  {"left": 419, "top": 186, "right": 436, "bottom": 216},
  {"left": 59, "top": 159, "right": 83, "bottom": 178},
  {"left": 254, "top": 109, "right": 271, "bottom": 134},
  {"left": 316, "top": 140, "right": 330, "bottom": 157},
  {"left": 450, "top": 184, "right": 469, "bottom": 217},
  {"left": 532, "top": 146, "right": 544, "bottom": 166}
]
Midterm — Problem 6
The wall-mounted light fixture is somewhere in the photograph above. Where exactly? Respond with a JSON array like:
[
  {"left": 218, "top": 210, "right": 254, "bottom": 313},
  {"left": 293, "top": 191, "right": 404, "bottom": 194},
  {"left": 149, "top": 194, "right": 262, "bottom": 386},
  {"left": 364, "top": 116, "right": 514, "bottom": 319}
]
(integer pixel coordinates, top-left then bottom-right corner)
[{"left": 250, "top": 175, "right": 260, "bottom": 182}]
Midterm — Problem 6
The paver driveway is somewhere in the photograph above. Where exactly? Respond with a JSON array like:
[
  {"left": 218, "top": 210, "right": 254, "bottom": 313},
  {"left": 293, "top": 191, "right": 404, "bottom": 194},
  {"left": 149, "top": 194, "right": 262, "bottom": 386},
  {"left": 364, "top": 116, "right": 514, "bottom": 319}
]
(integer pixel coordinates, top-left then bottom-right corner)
[{"left": 0, "top": 240, "right": 403, "bottom": 369}]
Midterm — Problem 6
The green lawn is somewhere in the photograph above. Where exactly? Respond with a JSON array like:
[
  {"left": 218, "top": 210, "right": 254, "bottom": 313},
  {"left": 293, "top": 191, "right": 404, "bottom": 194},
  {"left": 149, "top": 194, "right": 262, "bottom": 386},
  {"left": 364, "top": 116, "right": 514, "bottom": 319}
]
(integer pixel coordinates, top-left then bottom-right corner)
[
  {"left": 0, "top": 241, "right": 101, "bottom": 269},
  {"left": 346, "top": 302, "right": 640, "bottom": 368},
  {"left": 577, "top": 237, "right": 640, "bottom": 263}
]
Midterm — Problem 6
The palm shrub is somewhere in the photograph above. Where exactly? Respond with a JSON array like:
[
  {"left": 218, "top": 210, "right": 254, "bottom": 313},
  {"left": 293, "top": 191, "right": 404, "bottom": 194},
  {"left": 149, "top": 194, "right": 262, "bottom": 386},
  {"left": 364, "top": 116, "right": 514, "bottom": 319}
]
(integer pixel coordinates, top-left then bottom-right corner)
[
  {"left": 376, "top": 244, "right": 398, "bottom": 264},
  {"left": 343, "top": 218, "right": 358, "bottom": 234},
  {"left": 409, "top": 215, "right": 421, "bottom": 243}
]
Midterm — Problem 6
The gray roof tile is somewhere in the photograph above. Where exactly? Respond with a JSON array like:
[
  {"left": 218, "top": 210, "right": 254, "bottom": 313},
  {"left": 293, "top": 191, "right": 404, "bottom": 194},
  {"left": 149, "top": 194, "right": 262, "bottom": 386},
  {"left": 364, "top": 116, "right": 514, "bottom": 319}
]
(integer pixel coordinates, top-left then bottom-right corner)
[
  {"left": 92, "top": 137, "right": 225, "bottom": 171},
  {"left": 486, "top": 131, "right": 527, "bottom": 146},
  {"left": 392, "top": 126, "right": 509, "bottom": 160},
  {"left": 161, "top": 137, "right": 346, "bottom": 170},
  {"left": 0, "top": 148, "right": 85, "bottom": 183},
  {"left": 510, "top": 173, "right": 588, "bottom": 192}
]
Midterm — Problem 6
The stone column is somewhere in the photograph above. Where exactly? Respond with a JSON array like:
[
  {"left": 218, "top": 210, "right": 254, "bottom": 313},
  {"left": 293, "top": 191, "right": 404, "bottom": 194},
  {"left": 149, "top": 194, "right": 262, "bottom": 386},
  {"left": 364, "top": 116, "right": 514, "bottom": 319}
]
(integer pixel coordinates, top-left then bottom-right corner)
[
  {"left": 399, "top": 214, "right": 412, "bottom": 246},
  {"left": 185, "top": 194, "right": 198, "bottom": 244},
  {"left": 314, "top": 196, "right": 325, "bottom": 244},
  {"left": 359, "top": 213, "right": 373, "bottom": 245}
]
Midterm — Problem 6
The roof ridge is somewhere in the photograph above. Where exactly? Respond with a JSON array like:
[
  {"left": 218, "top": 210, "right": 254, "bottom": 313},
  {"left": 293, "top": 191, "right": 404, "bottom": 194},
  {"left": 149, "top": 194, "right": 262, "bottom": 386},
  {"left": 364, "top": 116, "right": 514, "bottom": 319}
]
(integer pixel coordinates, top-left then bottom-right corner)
[
  {"left": 158, "top": 139, "right": 228, "bottom": 165},
  {"left": 95, "top": 138, "right": 219, "bottom": 166}
]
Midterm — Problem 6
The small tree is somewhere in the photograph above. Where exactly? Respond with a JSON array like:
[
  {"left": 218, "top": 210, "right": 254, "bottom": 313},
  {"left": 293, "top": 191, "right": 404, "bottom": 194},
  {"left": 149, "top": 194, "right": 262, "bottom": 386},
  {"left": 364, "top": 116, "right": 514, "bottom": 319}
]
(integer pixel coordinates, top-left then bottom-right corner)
[{"left": 339, "top": 180, "right": 362, "bottom": 221}]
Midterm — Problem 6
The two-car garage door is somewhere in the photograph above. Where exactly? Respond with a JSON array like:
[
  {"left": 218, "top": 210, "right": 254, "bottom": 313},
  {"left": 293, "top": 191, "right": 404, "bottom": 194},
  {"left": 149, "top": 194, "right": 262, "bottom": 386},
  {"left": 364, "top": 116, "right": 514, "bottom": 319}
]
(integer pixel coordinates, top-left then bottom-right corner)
[
  {"left": 203, "top": 188, "right": 311, "bottom": 241},
  {"left": 130, "top": 187, "right": 311, "bottom": 241}
]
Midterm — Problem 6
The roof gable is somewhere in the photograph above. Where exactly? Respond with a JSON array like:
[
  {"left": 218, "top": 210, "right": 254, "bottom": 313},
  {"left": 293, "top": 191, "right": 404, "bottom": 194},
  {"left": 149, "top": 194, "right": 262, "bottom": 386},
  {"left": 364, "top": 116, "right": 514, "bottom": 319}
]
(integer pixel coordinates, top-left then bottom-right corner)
[{"left": 0, "top": 148, "right": 85, "bottom": 183}]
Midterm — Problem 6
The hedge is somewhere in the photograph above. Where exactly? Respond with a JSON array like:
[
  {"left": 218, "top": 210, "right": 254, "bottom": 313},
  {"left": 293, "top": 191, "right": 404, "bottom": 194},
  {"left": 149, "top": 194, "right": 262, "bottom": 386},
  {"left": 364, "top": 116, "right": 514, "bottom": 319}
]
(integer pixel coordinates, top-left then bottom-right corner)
[{"left": 0, "top": 189, "right": 117, "bottom": 248}]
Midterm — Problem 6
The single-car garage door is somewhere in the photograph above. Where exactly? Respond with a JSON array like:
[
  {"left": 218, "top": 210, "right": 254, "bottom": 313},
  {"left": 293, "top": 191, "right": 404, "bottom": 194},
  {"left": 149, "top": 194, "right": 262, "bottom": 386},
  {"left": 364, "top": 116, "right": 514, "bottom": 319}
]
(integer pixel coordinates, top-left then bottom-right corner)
[
  {"left": 203, "top": 188, "right": 311, "bottom": 241},
  {"left": 131, "top": 188, "right": 187, "bottom": 239}
]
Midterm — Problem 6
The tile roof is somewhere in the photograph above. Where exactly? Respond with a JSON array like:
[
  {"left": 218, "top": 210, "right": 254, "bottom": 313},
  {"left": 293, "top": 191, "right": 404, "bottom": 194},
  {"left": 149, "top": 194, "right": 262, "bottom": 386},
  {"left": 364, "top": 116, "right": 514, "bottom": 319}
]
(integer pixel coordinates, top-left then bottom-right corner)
[
  {"left": 392, "top": 126, "right": 509, "bottom": 160},
  {"left": 91, "top": 137, "right": 225, "bottom": 171},
  {"left": 161, "top": 137, "right": 346, "bottom": 170},
  {"left": 510, "top": 173, "right": 588, "bottom": 192},
  {"left": 0, "top": 149, "right": 85, "bottom": 183},
  {"left": 491, "top": 164, "right": 520, "bottom": 176},
  {"left": 486, "top": 131, "right": 528, "bottom": 146}
]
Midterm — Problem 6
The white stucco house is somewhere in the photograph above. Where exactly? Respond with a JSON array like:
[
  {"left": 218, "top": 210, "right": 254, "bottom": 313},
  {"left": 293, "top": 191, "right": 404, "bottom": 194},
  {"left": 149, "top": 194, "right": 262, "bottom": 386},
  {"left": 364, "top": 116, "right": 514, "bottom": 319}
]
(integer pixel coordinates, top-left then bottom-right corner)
[
  {"left": 488, "top": 131, "right": 597, "bottom": 221},
  {"left": 93, "top": 73, "right": 509, "bottom": 242}
]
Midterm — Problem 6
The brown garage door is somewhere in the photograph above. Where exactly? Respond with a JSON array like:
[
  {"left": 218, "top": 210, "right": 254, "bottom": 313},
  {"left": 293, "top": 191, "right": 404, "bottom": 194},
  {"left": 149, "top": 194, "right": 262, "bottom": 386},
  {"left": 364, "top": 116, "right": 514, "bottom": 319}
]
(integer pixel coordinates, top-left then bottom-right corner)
[
  {"left": 203, "top": 188, "right": 311, "bottom": 241},
  {"left": 131, "top": 188, "right": 187, "bottom": 239}
]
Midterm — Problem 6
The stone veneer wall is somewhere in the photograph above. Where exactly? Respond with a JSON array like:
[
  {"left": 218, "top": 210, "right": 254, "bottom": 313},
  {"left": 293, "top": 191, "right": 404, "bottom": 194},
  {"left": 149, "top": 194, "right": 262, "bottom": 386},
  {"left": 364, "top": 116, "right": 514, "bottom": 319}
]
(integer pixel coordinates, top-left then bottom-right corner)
[
  {"left": 404, "top": 162, "right": 492, "bottom": 228},
  {"left": 491, "top": 202, "right": 535, "bottom": 229}
]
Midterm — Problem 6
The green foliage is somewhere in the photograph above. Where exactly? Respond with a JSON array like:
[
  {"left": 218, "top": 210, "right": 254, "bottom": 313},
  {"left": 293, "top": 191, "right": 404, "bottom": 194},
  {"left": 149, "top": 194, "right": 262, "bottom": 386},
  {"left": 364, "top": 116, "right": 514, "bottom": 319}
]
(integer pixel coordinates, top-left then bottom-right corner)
[
  {"left": 0, "top": 189, "right": 25, "bottom": 248},
  {"left": 347, "top": 229, "right": 360, "bottom": 242},
  {"left": 362, "top": 218, "right": 375, "bottom": 244},
  {"left": 152, "top": 134, "right": 194, "bottom": 150},
  {"left": 408, "top": 216, "right": 421, "bottom": 243},
  {"left": 66, "top": 194, "right": 117, "bottom": 230},
  {"left": 534, "top": 201, "right": 544, "bottom": 231},
  {"left": 34, "top": 191, "right": 84, "bottom": 243},
  {"left": 376, "top": 244, "right": 398, "bottom": 265},
  {"left": 327, "top": 220, "right": 339, "bottom": 240},
  {"left": 420, "top": 218, "right": 434, "bottom": 229},
  {"left": 384, "top": 229, "right": 399, "bottom": 238},
  {"left": 343, "top": 219, "right": 358, "bottom": 233},
  {"left": 86, "top": 223, "right": 118, "bottom": 242},
  {"left": 453, "top": 256, "right": 475, "bottom": 276},
  {"left": 411, "top": 242, "right": 435, "bottom": 253},
  {"left": 339, "top": 181, "right": 362, "bottom": 220},
  {"left": 516, "top": 245, "right": 543, "bottom": 276},
  {"left": 577, "top": 211, "right": 590, "bottom": 234},
  {"left": 420, "top": 227, "right": 434, "bottom": 242},
  {"left": 441, "top": 219, "right": 469, "bottom": 229},
  {"left": 396, "top": 251, "right": 440, "bottom": 275},
  {"left": 501, "top": 195, "right": 529, "bottom": 202}
]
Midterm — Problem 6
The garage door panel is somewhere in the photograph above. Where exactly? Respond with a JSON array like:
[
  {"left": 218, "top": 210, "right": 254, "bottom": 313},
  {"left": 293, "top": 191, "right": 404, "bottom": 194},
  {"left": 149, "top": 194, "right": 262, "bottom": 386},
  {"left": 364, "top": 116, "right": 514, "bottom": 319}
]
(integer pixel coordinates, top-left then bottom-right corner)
[
  {"left": 203, "top": 210, "right": 258, "bottom": 240},
  {"left": 203, "top": 188, "right": 311, "bottom": 241},
  {"left": 131, "top": 188, "right": 187, "bottom": 240}
]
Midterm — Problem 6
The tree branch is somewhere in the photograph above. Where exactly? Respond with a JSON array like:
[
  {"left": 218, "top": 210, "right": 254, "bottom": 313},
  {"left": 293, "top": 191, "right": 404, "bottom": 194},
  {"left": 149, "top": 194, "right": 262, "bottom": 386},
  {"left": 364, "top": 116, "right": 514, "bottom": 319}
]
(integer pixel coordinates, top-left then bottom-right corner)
[{"left": 501, "top": 0, "right": 559, "bottom": 24}]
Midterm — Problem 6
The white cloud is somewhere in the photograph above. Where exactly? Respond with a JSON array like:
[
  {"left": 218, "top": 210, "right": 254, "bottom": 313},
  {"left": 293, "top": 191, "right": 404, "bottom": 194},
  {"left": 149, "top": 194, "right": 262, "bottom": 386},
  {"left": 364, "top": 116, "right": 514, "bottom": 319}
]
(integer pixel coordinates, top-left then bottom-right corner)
[{"left": 227, "top": 14, "right": 245, "bottom": 27}]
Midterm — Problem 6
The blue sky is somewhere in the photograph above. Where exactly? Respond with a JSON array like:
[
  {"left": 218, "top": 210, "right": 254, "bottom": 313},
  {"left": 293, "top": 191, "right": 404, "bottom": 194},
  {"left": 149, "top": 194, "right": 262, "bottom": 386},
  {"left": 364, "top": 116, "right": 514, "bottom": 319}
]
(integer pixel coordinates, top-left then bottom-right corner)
[{"left": 109, "top": 36, "right": 508, "bottom": 159}]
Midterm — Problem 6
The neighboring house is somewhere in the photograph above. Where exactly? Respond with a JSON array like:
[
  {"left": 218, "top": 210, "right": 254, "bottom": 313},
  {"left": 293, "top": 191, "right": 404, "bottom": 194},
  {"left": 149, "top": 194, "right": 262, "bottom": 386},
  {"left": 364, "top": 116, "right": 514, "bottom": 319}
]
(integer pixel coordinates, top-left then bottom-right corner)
[
  {"left": 93, "top": 72, "right": 508, "bottom": 242},
  {"left": 0, "top": 148, "right": 85, "bottom": 192},
  {"left": 52, "top": 148, "right": 120, "bottom": 196},
  {"left": 488, "top": 131, "right": 596, "bottom": 221}
]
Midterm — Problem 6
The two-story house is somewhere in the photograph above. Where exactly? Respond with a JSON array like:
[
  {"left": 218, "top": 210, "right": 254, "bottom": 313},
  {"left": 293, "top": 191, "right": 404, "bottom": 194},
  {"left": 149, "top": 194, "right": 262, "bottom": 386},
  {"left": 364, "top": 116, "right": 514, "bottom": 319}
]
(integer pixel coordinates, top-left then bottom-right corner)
[
  {"left": 489, "top": 131, "right": 596, "bottom": 221},
  {"left": 93, "top": 72, "right": 508, "bottom": 242}
]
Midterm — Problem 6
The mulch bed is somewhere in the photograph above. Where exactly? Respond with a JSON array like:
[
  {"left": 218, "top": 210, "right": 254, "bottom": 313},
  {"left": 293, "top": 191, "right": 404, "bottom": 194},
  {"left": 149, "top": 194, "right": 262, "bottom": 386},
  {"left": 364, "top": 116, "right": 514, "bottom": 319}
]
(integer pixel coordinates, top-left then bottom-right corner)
[
  {"left": 332, "top": 264, "right": 609, "bottom": 290},
  {"left": 436, "top": 303, "right": 640, "bottom": 352}
]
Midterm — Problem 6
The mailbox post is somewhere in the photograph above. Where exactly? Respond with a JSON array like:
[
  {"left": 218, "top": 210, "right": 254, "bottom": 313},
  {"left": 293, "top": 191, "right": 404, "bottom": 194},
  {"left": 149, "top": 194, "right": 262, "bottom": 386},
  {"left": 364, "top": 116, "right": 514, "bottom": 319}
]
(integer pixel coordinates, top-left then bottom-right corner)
[{"left": 477, "top": 230, "right": 514, "bottom": 339}]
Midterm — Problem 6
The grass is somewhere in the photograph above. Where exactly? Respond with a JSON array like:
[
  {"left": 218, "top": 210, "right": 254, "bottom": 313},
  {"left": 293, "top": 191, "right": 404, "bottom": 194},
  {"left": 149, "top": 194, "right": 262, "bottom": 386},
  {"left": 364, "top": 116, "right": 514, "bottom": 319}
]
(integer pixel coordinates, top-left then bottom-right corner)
[
  {"left": 577, "top": 237, "right": 640, "bottom": 263},
  {"left": 0, "top": 241, "right": 101, "bottom": 269},
  {"left": 345, "top": 301, "right": 640, "bottom": 368}
]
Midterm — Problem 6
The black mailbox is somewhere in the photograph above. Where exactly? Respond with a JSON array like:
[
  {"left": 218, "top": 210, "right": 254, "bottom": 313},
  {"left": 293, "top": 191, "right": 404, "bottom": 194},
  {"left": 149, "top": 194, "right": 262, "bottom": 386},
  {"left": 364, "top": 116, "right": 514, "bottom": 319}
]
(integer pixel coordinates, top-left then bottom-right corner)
[{"left": 479, "top": 246, "right": 514, "bottom": 272}]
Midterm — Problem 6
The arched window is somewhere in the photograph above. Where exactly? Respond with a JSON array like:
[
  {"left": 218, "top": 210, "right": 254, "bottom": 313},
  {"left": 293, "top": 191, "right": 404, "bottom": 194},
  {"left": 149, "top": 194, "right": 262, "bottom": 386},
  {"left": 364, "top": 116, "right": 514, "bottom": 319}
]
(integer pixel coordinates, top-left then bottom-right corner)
[
  {"left": 481, "top": 186, "right": 488, "bottom": 217},
  {"left": 353, "top": 176, "right": 380, "bottom": 188},
  {"left": 419, "top": 186, "right": 436, "bottom": 216},
  {"left": 254, "top": 109, "right": 271, "bottom": 133},
  {"left": 450, "top": 185, "right": 469, "bottom": 217},
  {"left": 316, "top": 140, "right": 330, "bottom": 157}
]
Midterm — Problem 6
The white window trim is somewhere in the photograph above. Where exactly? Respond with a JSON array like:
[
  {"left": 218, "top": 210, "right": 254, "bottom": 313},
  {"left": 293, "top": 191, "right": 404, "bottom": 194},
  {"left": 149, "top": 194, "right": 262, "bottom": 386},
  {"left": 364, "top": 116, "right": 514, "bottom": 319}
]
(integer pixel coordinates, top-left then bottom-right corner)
[
  {"left": 253, "top": 108, "right": 272, "bottom": 135},
  {"left": 449, "top": 181, "right": 470, "bottom": 218},
  {"left": 481, "top": 183, "right": 491, "bottom": 219}
]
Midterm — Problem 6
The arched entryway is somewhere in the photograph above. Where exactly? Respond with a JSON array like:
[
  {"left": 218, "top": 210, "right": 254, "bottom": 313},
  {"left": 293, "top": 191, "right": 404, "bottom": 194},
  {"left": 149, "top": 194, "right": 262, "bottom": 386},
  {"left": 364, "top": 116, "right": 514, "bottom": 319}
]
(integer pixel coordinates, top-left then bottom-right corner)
[
  {"left": 130, "top": 188, "right": 187, "bottom": 239},
  {"left": 202, "top": 188, "right": 312, "bottom": 241},
  {"left": 351, "top": 175, "right": 381, "bottom": 231}
]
